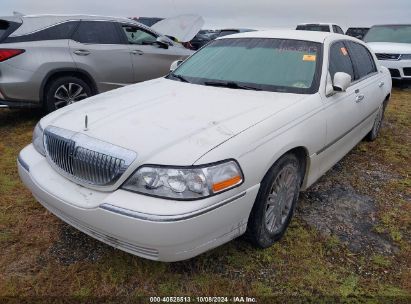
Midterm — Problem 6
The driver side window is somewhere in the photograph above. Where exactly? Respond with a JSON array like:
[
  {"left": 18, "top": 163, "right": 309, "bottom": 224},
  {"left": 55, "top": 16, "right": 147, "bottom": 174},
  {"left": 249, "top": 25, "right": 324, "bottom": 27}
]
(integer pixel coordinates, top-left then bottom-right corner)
[
  {"left": 329, "top": 41, "right": 355, "bottom": 81},
  {"left": 121, "top": 25, "right": 157, "bottom": 45}
]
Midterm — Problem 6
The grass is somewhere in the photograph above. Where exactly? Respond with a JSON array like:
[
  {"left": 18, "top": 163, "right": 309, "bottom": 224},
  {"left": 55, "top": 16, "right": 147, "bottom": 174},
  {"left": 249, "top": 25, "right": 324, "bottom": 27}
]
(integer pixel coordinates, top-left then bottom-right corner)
[{"left": 0, "top": 86, "right": 410, "bottom": 300}]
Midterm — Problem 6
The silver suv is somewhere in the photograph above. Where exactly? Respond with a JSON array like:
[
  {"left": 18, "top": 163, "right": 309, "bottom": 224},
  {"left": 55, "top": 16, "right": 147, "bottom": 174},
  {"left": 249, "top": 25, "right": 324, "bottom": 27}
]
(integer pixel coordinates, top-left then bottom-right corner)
[{"left": 0, "top": 14, "right": 195, "bottom": 112}]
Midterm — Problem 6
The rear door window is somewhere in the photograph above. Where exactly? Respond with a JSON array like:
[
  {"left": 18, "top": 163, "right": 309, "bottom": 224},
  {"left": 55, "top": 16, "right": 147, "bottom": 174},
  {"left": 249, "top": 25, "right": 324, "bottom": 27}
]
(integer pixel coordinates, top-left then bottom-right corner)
[
  {"left": 329, "top": 41, "right": 355, "bottom": 81},
  {"left": 4, "top": 21, "right": 79, "bottom": 43},
  {"left": 346, "top": 41, "right": 377, "bottom": 80},
  {"left": 73, "top": 21, "right": 122, "bottom": 44}
]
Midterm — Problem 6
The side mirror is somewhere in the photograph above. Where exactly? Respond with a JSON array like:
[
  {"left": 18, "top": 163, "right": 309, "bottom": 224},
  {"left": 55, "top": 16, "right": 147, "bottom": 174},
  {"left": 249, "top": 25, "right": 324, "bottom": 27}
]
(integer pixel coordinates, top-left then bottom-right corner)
[
  {"left": 333, "top": 72, "right": 351, "bottom": 92},
  {"left": 155, "top": 36, "right": 171, "bottom": 49},
  {"left": 170, "top": 60, "right": 183, "bottom": 72}
]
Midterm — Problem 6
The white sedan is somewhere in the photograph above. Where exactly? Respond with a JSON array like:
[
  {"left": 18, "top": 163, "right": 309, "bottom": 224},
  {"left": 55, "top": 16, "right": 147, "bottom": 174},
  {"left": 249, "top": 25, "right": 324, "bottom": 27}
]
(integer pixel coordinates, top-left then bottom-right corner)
[{"left": 18, "top": 30, "right": 392, "bottom": 262}]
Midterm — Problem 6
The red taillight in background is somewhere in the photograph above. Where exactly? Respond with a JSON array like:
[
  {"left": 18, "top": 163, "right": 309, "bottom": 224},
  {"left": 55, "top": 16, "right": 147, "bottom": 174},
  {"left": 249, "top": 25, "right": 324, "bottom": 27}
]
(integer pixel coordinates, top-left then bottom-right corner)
[{"left": 0, "top": 49, "right": 25, "bottom": 62}]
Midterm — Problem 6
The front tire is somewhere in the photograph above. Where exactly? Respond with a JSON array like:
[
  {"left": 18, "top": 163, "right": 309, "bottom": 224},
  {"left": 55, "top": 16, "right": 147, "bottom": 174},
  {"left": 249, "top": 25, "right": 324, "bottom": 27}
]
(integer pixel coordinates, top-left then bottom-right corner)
[
  {"left": 45, "top": 76, "right": 92, "bottom": 112},
  {"left": 247, "top": 154, "right": 302, "bottom": 248}
]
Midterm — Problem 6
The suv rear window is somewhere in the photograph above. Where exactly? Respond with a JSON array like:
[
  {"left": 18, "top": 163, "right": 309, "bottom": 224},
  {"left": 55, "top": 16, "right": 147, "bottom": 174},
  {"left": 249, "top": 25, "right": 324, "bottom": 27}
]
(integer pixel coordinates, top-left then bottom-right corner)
[
  {"left": 0, "top": 20, "right": 21, "bottom": 42},
  {"left": 296, "top": 25, "right": 330, "bottom": 32},
  {"left": 4, "top": 21, "right": 79, "bottom": 43},
  {"left": 0, "top": 20, "right": 10, "bottom": 39}
]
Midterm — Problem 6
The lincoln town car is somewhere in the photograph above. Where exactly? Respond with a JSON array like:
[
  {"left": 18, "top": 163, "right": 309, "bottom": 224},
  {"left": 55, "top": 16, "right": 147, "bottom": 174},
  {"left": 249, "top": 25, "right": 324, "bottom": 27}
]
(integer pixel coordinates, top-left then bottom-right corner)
[{"left": 18, "top": 30, "right": 392, "bottom": 261}]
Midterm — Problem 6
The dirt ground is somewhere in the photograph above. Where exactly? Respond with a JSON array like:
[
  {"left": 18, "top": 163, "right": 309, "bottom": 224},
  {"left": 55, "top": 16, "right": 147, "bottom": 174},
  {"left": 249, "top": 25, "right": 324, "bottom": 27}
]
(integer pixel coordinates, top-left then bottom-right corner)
[{"left": 0, "top": 84, "right": 410, "bottom": 301}]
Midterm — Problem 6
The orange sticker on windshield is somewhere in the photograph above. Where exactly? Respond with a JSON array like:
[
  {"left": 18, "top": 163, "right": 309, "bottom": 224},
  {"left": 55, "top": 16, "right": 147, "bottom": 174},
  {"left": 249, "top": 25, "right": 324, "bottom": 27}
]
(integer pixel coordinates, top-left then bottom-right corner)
[
  {"left": 341, "top": 47, "right": 348, "bottom": 56},
  {"left": 303, "top": 54, "right": 317, "bottom": 62}
]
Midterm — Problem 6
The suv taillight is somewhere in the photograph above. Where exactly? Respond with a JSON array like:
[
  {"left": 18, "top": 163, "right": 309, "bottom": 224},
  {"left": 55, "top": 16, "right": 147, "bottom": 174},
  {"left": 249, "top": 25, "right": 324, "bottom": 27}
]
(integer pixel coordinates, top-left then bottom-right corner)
[{"left": 0, "top": 49, "right": 25, "bottom": 62}]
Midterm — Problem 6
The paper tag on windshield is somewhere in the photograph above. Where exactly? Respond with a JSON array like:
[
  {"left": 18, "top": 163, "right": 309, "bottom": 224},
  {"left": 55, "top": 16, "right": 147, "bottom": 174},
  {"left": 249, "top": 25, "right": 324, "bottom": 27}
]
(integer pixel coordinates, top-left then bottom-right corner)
[
  {"left": 303, "top": 54, "right": 317, "bottom": 62},
  {"left": 341, "top": 47, "right": 348, "bottom": 56}
]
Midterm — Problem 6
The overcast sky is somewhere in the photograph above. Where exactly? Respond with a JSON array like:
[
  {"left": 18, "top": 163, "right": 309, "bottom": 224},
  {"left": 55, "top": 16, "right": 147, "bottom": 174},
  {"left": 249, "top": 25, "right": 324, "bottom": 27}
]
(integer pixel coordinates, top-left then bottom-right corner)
[{"left": 1, "top": 0, "right": 410, "bottom": 30}]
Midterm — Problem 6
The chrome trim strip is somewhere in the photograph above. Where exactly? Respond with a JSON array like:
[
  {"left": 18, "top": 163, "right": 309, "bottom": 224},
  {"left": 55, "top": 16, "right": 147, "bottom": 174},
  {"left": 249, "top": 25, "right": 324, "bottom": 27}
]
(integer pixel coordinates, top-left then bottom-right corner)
[
  {"left": 316, "top": 108, "right": 379, "bottom": 155},
  {"left": 100, "top": 191, "right": 247, "bottom": 222},
  {"left": 17, "top": 154, "right": 30, "bottom": 172}
]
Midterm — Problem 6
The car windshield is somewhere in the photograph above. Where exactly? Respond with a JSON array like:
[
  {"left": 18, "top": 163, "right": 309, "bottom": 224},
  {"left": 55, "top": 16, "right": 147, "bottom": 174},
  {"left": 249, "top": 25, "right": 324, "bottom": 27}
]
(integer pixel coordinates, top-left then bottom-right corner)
[
  {"left": 170, "top": 38, "right": 323, "bottom": 94},
  {"left": 296, "top": 25, "right": 330, "bottom": 32},
  {"left": 364, "top": 25, "right": 411, "bottom": 44}
]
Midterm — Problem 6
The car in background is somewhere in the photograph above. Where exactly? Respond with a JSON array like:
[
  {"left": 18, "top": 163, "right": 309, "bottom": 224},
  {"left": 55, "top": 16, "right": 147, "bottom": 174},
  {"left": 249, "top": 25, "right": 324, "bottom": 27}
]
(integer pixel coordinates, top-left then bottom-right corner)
[
  {"left": 346, "top": 27, "right": 370, "bottom": 40},
  {"left": 189, "top": 29, "right": 256, "bottom": 50},
  {"left": 19, "top": 30, "right": 391, "bottom": 262},
  {"left": 296, "top": 23, "right": 344, "bottom": 34},
  {"left": 132, "top": 17, "right": 163, "bottom": 27},
  {"left": 364, "top": 24, "right": 411, "bottom": 80},
  {"left": 0, "top": 14, "right": 200, "bottom": 111},
  {"left": 189, "top": 30, "right": 219, "bottom": 50}
]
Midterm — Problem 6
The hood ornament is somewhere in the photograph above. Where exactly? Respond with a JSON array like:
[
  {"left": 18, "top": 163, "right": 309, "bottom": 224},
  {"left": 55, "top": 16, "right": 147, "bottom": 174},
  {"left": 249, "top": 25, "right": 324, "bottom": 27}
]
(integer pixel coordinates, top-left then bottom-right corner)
[{"left": 84, "top": 114, "right": 88, "bottom": 131}]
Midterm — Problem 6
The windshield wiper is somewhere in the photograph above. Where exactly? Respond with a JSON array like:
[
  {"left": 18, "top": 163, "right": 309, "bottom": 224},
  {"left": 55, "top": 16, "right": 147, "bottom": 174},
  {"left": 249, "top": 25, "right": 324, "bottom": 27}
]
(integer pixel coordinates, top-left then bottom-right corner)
[
  {"left": 169, "top": 73, "right": 190, "bottom": 83},
  {"left": 203, "top": 81, "right": 262, "bottom": 91}
]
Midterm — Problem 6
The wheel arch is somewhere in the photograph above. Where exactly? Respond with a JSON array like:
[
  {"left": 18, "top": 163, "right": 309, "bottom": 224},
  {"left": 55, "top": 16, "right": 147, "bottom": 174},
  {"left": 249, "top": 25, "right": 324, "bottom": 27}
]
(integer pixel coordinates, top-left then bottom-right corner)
[
  {"left": 262, "top": 146, "right": 311, "bottom": 190},
  {"left": 40, "top": 68, "right": 98, "bottom": 104}
]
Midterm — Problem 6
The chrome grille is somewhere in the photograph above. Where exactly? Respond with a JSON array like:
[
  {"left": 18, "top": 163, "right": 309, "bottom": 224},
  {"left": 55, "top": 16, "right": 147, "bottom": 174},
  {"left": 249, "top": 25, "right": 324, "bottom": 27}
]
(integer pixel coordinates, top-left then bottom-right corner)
[
  {"left": 44, "top": 126, "right": 137, "bottom": 187},
  {"left": 375, "top": 53, "right": 401, "bottom": 61}
]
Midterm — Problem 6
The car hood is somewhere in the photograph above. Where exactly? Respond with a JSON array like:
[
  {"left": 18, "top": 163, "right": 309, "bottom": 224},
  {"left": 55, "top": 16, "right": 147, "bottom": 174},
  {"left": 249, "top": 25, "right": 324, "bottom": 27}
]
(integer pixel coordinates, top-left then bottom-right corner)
[
  {"left": 151, "top": 14, "right": 204, "bottom": 42},
  {"left": 41, "top": 78, "right": 307, "bottom": 166},
  {"left": 367, "top": 42, "right": 411, "bottom": 54}
]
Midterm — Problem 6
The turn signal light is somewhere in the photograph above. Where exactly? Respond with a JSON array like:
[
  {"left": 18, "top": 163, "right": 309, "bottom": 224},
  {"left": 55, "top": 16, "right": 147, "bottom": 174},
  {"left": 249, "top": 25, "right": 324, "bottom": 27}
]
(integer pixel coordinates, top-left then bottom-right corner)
[
  {"left": 0, "top": 49, "right": 25, "bottom": 62},
  {"left": 212, "top": 175, "right": 242, "bottom": 193}
]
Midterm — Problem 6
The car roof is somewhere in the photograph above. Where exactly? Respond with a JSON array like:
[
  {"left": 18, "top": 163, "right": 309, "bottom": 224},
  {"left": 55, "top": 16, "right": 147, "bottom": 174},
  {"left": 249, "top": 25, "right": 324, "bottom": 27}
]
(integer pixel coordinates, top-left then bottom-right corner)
[{"left": 217, "top": 29, "right": 340, "bottom": 43}]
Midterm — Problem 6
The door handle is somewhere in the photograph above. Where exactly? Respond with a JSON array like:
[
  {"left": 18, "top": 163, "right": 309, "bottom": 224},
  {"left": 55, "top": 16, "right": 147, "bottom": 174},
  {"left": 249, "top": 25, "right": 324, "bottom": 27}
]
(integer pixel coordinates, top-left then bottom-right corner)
[
  {"left": 379, "top": 81, "right": 385, "bottom": 88},
  {"left": 74, "top": 49, "right": 90, "bottom": 56},
  {"left": 131, "top": 50, "right": 144, "bottom": 55},
  {"left": 355, "top": 94, "right": 365, "bottom": 103}
]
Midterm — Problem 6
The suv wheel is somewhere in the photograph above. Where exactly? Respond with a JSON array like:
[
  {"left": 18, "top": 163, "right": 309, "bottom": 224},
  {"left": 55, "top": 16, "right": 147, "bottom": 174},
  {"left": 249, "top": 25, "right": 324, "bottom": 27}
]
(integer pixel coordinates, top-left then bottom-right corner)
[
  {"left": 247, "top": 154, "right": 302, "bottom": 248},
  {"left": 45, "top": 76, "right": 92, "bottom": 112}
]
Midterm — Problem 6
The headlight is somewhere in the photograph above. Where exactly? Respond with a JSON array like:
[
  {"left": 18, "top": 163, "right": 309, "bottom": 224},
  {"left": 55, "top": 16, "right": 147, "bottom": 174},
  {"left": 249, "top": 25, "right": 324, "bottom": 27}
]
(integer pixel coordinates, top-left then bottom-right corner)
[
  {"left": 400, "top": 54, "right": 411, "bottom": 60},
  {"left": 122, "top": 160, "right": 244, "bottom": 200},
  {"left": 33, "top": 122, "right": 46, "bottom": 156}
]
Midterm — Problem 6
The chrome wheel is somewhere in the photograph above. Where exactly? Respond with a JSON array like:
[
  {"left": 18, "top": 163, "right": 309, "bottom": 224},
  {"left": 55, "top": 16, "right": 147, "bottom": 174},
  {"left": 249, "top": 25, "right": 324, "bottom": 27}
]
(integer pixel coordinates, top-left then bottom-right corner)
[
  {"left": 265, "top": 164, "right": 298, "bottom": 234},
  {"left": 53, "top": 83, "right": 88, "bottom": 109}
]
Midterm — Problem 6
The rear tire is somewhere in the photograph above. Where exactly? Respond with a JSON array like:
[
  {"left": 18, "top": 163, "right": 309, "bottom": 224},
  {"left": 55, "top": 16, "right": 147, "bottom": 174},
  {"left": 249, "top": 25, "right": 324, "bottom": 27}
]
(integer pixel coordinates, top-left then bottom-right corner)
[
  {"left": 44, "top": 76, "right": 92, "bottom": 113},
  {"left": 246, "top": 153, "right": 302, "bottom": 248},
  {"left": 366, "top": 102, "right": 386, "bottom": 142}
]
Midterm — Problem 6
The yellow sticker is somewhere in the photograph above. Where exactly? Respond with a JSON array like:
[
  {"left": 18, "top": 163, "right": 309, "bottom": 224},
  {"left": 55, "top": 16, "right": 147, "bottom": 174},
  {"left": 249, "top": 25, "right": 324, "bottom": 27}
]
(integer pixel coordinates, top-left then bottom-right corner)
[
  {"left": 303, "top": 54, "right": 316, "bottom": 62},
  {"left": 341, "top": 47, "right": 348, "bottom": 56}
]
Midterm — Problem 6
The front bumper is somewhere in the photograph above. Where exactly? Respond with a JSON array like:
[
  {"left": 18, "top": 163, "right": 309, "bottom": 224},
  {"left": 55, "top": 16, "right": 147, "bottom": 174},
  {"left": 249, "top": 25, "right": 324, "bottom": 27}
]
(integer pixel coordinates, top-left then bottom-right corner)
[
  {"left": 18, "top": 144, "right": 259, "bottom": 262},
  {"left": 378, "top": 59, "right": 411, "bottom": 79}
]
